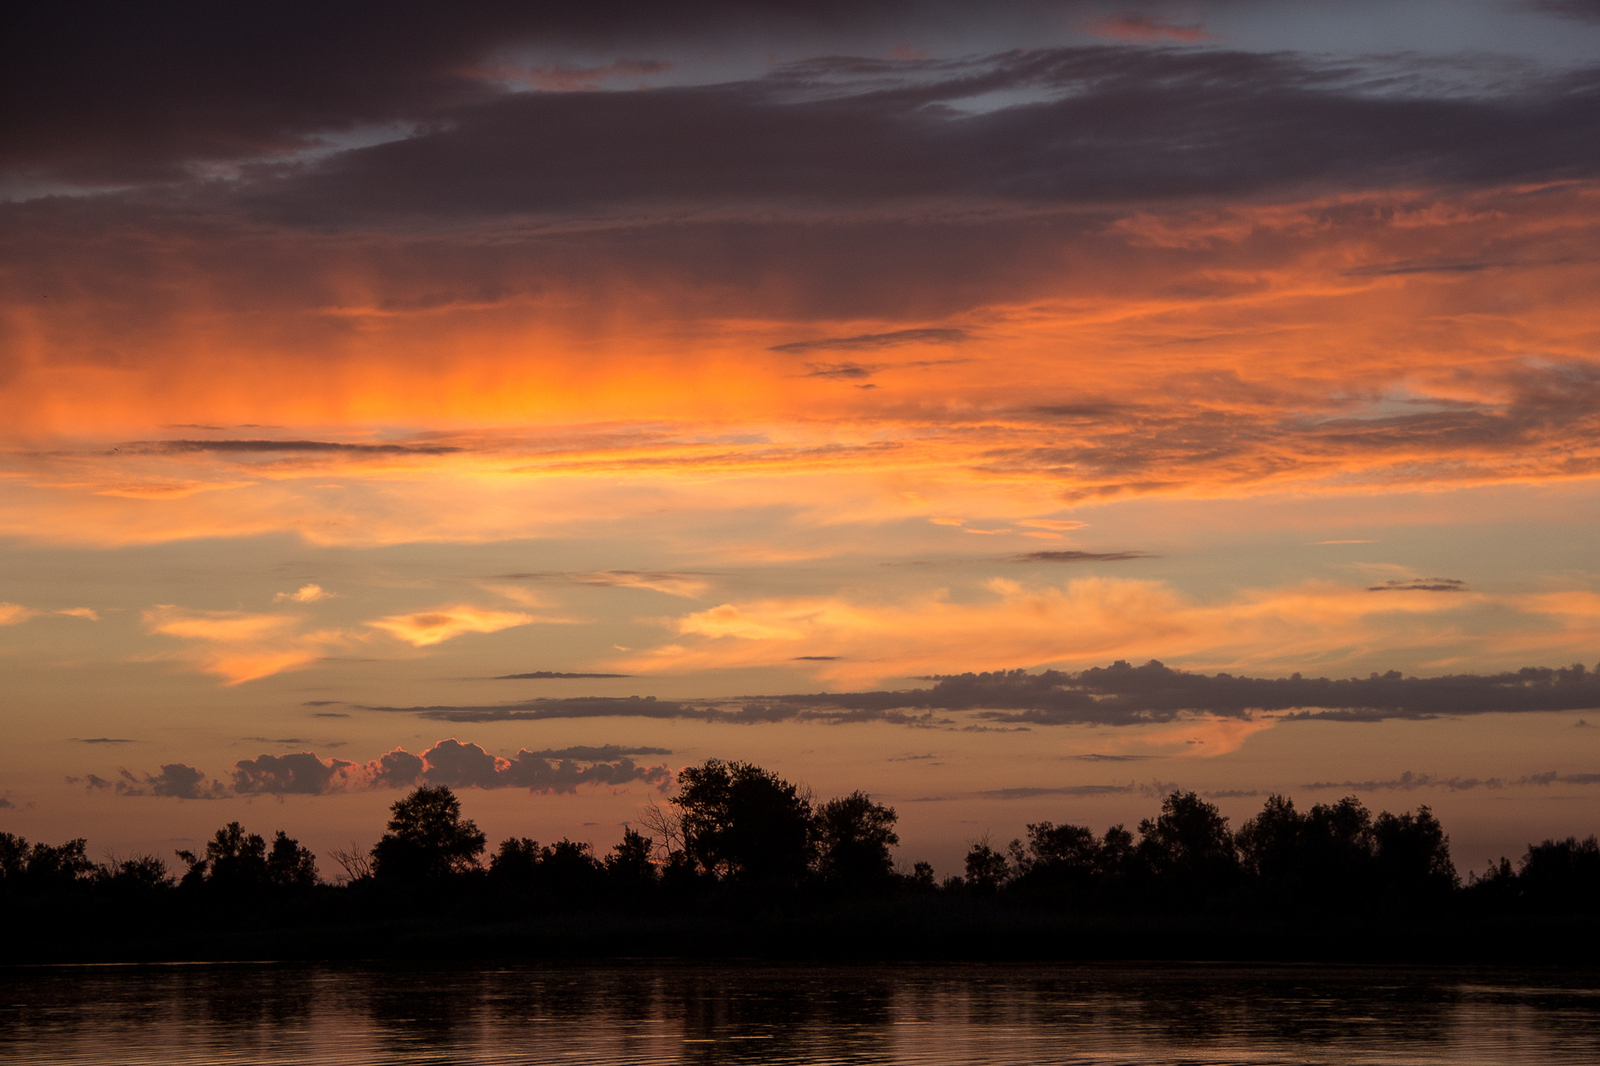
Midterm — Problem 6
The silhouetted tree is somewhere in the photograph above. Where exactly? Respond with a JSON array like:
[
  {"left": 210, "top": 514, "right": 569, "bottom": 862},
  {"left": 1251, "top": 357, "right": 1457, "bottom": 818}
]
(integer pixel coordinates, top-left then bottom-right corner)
[
  {"left": 1139, "top": 791, "right": 1238, "bottom": 901},
  {"left": 0, "top": 834, "right": 94, "bottom": 892},
  {"left": 1466, "top": 855, "right": 1520, "bottom": 910},
  {"left": 606, "top": 828, "right": 657, "bottom": 886},
  {"left": 1298, "top": 796, "right": 1377, "bottom": 908},
  {"left": 541, "top": 838, "right": 604, "bottom": 899},
  {"left": 1098, "top": 824, "right": 1136, "bottom": 878},
  {"left": 94, "top": 854, "right": 172, "bottom": 892},
  {"left": 372, "top": 785, "right": 486, "bottom": 881},
  {"left": 1237, "top": 794, "right": 1378, "bottom": 910},
  {"left": 328, "top": 843, "right": 373, "bottom": 883},
  {"left": 1008, "top": 821, "right": 1096, "bottom": 899},
  {"left": 964, "top": 837, "right": 1010, "bottom": 894},
  {"left": 1237, "top": 794, "right": 1303, "bottom": 886},
  {"left": 815, "top": 791, "right": 899, "bottom": 887},
  {"left": 181, "top": 822, "right": 268, "bottom": 889},
  {"left": 0, "top": 832, "right": 25, "bottom": 883},
  {"left": 1519, "top": 835, "right": 1600, "bottom": 911},
  {"left": 490, "top": 837, "right": 542, "bottom": 884},
  {"left": 267, "top": 831, "right": 318, "bottom": 888},
  {"left": 175, "top": 823, "right": 316, "bottom": 891},
  {"left": 1373, "top": 805, "right": 1457, "bottom": 905},
  {"left": 673, "top": 760, "right": 815, "bottom": 882}
]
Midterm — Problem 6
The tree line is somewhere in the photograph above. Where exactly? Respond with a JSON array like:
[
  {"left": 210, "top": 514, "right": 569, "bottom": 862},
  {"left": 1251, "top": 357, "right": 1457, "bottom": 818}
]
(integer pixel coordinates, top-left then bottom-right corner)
[{"left": 3, "top": 758, "right": 1598, "bottom": 917}]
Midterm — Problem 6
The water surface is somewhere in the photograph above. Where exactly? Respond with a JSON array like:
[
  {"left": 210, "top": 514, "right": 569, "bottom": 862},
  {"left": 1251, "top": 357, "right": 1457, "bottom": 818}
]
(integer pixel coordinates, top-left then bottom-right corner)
[{"left": 3, "top": 963, "right": 1597, "bottom": 1065}]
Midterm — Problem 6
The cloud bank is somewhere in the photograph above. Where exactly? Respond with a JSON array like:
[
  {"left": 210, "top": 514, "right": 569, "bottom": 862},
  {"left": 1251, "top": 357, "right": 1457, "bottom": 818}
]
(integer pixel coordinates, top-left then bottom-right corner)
[
  {"left": 362, "top": 659, "right": 1600, "bottom": 728},
  {"left": 99, "top": 740, "right": 674, "bottom": 799}
]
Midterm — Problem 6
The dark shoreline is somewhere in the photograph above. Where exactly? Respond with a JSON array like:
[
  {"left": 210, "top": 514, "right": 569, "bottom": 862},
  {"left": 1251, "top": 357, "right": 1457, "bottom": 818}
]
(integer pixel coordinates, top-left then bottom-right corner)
[{"left": 11, "top": 902, "right": 1600, "bottom": 967}]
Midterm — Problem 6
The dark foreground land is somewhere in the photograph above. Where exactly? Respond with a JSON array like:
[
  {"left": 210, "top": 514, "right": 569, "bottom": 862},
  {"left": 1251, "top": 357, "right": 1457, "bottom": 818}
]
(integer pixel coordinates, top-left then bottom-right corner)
[{"left": 8, "top": 883, "right": 1600, "bottom": 966}]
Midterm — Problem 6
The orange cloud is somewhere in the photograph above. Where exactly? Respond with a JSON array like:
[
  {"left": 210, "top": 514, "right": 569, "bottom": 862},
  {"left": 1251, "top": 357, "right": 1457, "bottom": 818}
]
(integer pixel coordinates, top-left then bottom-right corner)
[
  {"left": 617, "top": 575, "right": 1539, "bottom": 685},
  {"left": 275, "top": 583, "right": 333, "bottom": 603},
  {"left": 367, "top": 604, "right": 536, "bottom": 646},
  {"left": 0, "top": 184, "right": 1595, "bottom": 552},
  {"left": 140, "top": 605, "right": 346, "bottom": 684},
  {"left": 0, "top": 603, "right": 36, "bottom": 625}
]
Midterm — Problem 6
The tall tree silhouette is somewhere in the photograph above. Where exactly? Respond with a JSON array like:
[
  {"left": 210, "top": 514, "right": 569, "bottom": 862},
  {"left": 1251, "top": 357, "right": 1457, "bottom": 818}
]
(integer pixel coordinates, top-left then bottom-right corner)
[
  {"left": 373, "top": 785, "right": 486, "bottom": 881},
  {"left": 673, "top": 760, "right": 814, "bottom": 881},
  {"left": 1518, "top": 836, "right": 1600, "bottom": 911},
  {"left": 815, "top": 791, "right": 899, "bottom": 887},
  {"left": 964, "top": 837, "right": 1010, "bottom": 894},
  {"left": 1139, "top": 791, "right": 1239, "bottom": 900},
  {"left": 1373, "top": 805, "right": 1457, "bottom": 904}
]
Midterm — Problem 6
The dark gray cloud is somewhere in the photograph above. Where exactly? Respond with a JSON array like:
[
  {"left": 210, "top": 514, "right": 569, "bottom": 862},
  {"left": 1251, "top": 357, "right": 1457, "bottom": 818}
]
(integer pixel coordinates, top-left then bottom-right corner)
[
  {"left": 363, "top": 659, "right": 1600, "bottom": 727},
  {"left": 112, "top": 764, "right": 227, "bottom": 800},
  {"left": 771, "top": 328, "right": 971, "bottom": 355},
  {"left": 227, "top": 48, "right": 1599, "bottom": 225},
  {"left": 1013, "top": 551, "right": 1154, "bottom": 563},
  {"left": 1304, "top": 769, "right": 1600, "bottom": 792},
  {"left": 802, "top": 362, "right": 883, "bottom": 380},
  {"left": 11, "top": 20, "right": 1600, "bottom": 217},
  {"left": 1368, "top": 578, "right": 1469, "bottom": 592},
  {"left": 370, "top": 748, "right": 425, "bottom": 790},
  {"left": 77, "top": 737, "right": 135, "bottom": 744},
  {"left": 1526, "top": 1, "right": 1600, "bottom": 22},
  {"left": 532, "top": 744, "right": 672, "bottom": 760},
  {"left": 10, "top": 1, "right": 994, "bottom": 185},
  {"left": 364, "top": 693, "right": 948, "bottom": 727},
  {"left": 233, "top": 751, "right": 353, "bottom": 795},
  {"left": 979, "top": 783, "right": 1138, "bottom": 799},
  {"left": 411, "top": 738, "right": 673, "bottom": 794},
  {"left": 128, "top": 439, "right": 462, "bottom": 455},
  {"left": 101, "top": 739, "right": 674, "bottom": 797},
  {"left": 0, "top": 797, "right": 14, "bottom": 809}
]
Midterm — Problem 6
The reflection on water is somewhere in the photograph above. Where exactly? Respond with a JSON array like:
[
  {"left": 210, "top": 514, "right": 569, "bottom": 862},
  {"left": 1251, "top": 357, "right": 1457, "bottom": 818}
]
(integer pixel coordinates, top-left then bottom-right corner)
[{"left": 2, "top": 962, "right": 1597, "bottom": 1065}]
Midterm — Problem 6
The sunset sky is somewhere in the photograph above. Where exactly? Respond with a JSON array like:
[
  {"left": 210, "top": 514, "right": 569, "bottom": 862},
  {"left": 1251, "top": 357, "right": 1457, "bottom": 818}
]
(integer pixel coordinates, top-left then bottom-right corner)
[{"left": 4, "top": 0, "right": 1599, "bottom": 878}]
